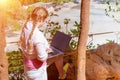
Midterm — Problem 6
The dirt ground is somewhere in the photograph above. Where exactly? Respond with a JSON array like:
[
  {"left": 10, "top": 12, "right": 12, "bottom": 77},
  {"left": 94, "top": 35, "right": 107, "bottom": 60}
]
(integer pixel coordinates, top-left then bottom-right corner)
[{"left": 47, "top": 50, "right": 77, "bottom": 80}]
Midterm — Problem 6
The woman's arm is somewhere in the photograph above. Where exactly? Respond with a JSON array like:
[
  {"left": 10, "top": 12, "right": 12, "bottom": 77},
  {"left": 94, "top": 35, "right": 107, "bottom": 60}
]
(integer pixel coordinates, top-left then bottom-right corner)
[{"left": 35, "top": 43, "right": 48, "bottom": 62}]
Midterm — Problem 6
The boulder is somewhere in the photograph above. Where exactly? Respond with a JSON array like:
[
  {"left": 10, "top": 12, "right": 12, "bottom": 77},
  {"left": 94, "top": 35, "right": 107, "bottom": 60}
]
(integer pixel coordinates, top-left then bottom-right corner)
[{"left": 86, "top": 43, "right": 120, "bottom": 80}]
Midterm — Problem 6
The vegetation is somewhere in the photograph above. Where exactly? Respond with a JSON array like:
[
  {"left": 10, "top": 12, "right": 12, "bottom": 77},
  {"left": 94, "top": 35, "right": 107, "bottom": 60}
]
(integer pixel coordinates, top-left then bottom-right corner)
[
  {"left": 105, "top": 1, "right": 120, "bottom": 23},
  {"left": 69, "top": 21, "right": 80, "bottom": 50},
  {"left": 7, "top": 51, "right": 25, "bottom": 80}
]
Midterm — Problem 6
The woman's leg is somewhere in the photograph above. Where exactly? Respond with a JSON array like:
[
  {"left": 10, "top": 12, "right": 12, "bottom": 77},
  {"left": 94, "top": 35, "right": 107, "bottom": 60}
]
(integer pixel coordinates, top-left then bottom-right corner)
[{"left": 54, "top": 54, "right": 65, "bottom": 78}]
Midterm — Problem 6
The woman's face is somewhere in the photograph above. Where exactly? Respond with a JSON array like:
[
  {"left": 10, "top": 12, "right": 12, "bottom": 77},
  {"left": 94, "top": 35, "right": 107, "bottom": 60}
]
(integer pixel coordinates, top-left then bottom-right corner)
[
  {"left": 34, "top": 8, "right": 48, "bottom": 28},
  {"left": 36, "top": 14, "right": 46, "bottom": 28}
]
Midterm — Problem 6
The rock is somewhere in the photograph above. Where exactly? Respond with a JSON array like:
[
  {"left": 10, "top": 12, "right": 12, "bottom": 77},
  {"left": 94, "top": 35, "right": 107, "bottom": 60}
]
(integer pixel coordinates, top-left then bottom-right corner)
[{"left": 86, "top": 43, "right": 120, "bottom": 80}]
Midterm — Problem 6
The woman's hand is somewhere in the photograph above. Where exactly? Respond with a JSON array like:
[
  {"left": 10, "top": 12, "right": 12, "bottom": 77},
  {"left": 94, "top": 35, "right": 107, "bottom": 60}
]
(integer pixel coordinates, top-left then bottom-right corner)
[{"left": 46, "top": 48, "right": 53, "bottom": 54}]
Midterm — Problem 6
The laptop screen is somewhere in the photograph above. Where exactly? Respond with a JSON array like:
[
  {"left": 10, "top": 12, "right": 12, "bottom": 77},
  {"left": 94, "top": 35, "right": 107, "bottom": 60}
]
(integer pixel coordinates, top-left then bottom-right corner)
[{"left": 50, "top": 31, "right": 72, "bottom": 52}]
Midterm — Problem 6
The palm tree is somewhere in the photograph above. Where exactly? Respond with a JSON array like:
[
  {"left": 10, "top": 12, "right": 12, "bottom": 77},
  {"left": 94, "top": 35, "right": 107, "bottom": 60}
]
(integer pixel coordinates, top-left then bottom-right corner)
[{"left": 77, "top": 0, "right": 90, "bottom": 80}]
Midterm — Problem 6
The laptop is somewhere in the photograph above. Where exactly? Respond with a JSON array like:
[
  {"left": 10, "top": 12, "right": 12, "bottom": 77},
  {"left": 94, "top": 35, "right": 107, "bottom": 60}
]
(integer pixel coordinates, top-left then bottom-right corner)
[{"left": 48, "top": 31, "right": 72, "bottom": 58}]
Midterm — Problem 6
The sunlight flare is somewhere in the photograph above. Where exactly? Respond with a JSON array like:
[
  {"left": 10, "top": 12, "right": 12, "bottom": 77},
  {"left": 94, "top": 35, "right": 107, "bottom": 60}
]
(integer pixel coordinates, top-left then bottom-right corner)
[{"left": 0, "top": 0, "right": 9, "bottom": 9}]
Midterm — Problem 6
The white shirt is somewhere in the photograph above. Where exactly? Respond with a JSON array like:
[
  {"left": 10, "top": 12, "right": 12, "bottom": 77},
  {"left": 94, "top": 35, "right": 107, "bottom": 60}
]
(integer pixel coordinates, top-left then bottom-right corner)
[{"left": 21, "top": 21, "right": 49, "bottom": 61}]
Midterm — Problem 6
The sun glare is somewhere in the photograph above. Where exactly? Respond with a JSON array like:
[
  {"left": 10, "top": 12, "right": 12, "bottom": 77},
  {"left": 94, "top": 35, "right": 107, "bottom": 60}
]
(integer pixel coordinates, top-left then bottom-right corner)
[{"left": 0, "top": 0, "right": 9, "bottom": 8}]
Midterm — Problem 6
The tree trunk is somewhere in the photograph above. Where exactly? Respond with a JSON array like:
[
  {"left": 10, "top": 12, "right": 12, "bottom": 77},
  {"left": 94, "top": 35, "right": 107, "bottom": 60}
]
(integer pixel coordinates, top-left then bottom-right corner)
[
  {"left": 0, "top": 10, "right": 9, "bottom": 80},
  {"left": 77, "top": 0, "right": 90, "bottom": 80}
]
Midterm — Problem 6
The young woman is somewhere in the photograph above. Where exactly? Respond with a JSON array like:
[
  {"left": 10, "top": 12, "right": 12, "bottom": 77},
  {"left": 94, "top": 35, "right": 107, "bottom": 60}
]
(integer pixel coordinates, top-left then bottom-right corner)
[
  {"left": 20, "top": 6, "right": 68, "bottom": 80},
  {"left": 20, "top": 6, "right": 50, "bottom": 80}
]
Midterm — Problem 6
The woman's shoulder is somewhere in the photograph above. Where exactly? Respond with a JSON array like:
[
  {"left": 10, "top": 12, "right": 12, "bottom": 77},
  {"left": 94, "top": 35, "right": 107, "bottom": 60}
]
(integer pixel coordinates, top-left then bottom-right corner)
[{"left": 33, "top": 28, "right": 43, "bottom": 37}]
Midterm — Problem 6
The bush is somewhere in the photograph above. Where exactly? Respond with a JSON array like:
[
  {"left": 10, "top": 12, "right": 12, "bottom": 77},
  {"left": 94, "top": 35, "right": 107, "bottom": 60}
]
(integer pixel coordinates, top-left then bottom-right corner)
[{"left": 7, "top": 50, "right": 25, "bottom": 80}]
